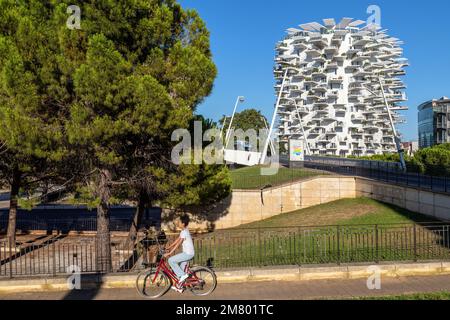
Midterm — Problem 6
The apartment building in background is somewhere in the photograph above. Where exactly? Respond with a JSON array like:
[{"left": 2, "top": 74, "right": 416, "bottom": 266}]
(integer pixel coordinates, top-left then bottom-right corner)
[
  {"left": 401, "top": 141, "right": 419, "bottom": 156},
  {"left": 275, "top": 18, "right": 408, "bottom": 157},
  {"left": 418, "top": 97, "right": 450, "bottom": 149}
]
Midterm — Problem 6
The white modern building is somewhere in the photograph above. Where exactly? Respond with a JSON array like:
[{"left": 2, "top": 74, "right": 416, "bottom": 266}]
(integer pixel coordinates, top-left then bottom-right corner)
[{"left": 275, "top": 18, "right": 408, "bottom": 157}]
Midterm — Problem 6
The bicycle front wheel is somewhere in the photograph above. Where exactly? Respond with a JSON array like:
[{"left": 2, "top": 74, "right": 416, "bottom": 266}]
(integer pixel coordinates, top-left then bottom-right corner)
[
  {"left": 188, "top": 266, "right": 217, "bottom": 297},
  {"left": 136, "top": 269, "right": 171, "bottom": 299}
]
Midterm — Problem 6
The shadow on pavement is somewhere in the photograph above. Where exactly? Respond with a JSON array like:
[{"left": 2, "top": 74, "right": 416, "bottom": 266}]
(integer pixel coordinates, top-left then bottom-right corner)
[{"left": 62, "top": 273, "right": 105, "bottom": 300}]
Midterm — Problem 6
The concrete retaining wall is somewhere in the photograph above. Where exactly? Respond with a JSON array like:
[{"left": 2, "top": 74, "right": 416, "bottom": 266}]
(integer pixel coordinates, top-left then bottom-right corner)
[
  {"left": 355, "top": 178, "right": 450, "bottom": 221},
  {"left": 177, "top": 176, "right": 356, "bottom": 231},
  {"left": 215, "top": 176, "right": 356, "bottom": 229}
]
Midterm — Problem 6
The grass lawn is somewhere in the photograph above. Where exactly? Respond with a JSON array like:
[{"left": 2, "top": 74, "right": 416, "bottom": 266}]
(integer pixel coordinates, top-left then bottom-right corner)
[
  {"left": 230, "top": 166, "right": 326, "bottom": 190},
  {"left": 194, "top": 198, "right": 448, "bottom": 268},
  {"left": 235, "top": 198, "right": 437, "bottom": 229},
  {"left": 357, "top": 292, "right": 450, "bottom": 300}
]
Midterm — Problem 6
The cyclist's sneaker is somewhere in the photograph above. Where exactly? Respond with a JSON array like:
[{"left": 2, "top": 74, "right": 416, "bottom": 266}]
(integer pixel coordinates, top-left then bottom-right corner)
[
  {"left": 179, "top": 274, "right": 190, "bottom": 284},
  {"left": 171, "top": 286, "right": 184, "bottom": 294}
]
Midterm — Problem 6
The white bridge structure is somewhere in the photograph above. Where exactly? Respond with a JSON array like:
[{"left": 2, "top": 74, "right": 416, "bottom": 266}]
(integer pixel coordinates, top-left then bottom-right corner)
[{"left": 222, "top": 96, "right": 278, "bottom": 166}]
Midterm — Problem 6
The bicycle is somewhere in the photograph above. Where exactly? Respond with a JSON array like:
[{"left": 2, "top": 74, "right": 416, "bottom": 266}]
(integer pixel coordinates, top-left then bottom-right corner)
[{"left": 135, "top": 231, "right": 217, "bottom": 299}]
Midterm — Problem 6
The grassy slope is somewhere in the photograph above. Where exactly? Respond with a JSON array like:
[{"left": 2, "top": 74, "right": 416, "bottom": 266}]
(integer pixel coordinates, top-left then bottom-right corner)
[
  {"left": 234, "top": 198, "right": 436, "bottom": 230},
  {"left": 194, "top": 198, "right": 445, "bottom": 268},
  {"left": 230, "top": 166, "right": 326, "bottom": 190}
]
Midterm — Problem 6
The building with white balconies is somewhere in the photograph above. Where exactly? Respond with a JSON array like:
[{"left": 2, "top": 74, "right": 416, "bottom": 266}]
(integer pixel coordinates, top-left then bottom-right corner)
[{"left": 275, "top": 18, "right": 408, "bottom": 157}]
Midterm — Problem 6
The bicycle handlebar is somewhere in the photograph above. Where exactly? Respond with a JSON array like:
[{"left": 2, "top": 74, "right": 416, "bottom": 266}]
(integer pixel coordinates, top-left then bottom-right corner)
[{"left": 142, "top": 227, "right": 167, "bottom": 256}]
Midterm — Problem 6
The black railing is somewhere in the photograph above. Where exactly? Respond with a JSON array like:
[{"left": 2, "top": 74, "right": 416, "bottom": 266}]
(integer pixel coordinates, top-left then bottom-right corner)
[
  {"left": 0, "top": 217, "right": 153, "bottom": 233},
  {"left": 1, "top": 223, "right": 449, "bottom": 278},
  {"left": 303, "top": 159, "right": 450, "bottom": 194},
  {"left": 0, "top": 206, "right": 162, "bottom": 233},
  {"left": 304, "top": 155, "right": 403, "bottom": 172},
  {"left": 194, "top": 223, "right": 450, "bottom": 268}
]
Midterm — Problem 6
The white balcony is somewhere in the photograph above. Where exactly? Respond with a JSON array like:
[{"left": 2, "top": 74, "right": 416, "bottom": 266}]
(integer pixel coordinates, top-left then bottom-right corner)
[
  {"left": 312, "top": 71, "right": 327, "bottom": 78},
  {"left": 310, "top": 38, "right": 328, "bottom": 48},
  {"left": 347, "top": 47, "right": 359, "bottom": 55},
  {"left": 329, "top": 76, "right": 343, "bottom": 83},
  {"left": 324, "top": 46, "right": 339, "bottom": 55},
  {"left": 306, "top": 49, "right": 322, "bottom": 57},
  {"left": 327, "top": 91, "right": 339, "bottom": 98},
  {"left": 345, "top": 65, "right": 359, "bottom": 72},
  {"left": 351, "top": 115, "right": 365, "bottom": 121},
  {"left": 296, "top": 107, "right": 309, "bottom": 114},
  {"left": 293, "top": 42, "right": 308, "bottom": 51},
  {"left": 325, "top": 62, "right": 338, "bottom": 70},
  {"left": 333, "top": 104, "right": 347, "bottom": 111}
]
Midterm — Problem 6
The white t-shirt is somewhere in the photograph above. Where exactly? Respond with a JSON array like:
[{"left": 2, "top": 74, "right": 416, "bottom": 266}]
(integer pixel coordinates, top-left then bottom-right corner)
[{"left": 180, "top": 228, "right": 195, "bottom": 255}]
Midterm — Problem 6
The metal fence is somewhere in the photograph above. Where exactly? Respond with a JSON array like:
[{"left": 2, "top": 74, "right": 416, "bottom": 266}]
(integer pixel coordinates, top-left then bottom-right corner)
[
  {"left": 304, "top": 155, "right": 403, "bottom": 172},
  {"left": 303, "top": 160, "right": 450, "bottom": 194},
  {"left": 0, "top": 217, "right": 136, "bottom": 233},
  {"left": 0, "top": 206, "right": 163, "bottom": 233},
  {"left": 280, "top": 155, "right": 403, "bottom": 172},
  {"left": 1, "top": 223, "right": 449, "bottom": 278},
  {"left": 194, "top": 223, "right": 450, "bottom": 268},
  {"left": 0, "top": 235, "right": 142, "bottom": 278}
]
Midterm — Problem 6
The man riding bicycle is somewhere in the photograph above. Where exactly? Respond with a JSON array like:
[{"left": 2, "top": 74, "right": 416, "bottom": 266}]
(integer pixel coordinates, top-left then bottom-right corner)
[{"left": 163, "top": 214, "right": 195, "bottom": 292}]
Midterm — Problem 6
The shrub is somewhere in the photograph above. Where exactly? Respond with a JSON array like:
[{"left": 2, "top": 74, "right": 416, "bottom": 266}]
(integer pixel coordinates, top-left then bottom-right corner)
[
  {"left": 413, "top": 146, "right": 450, "bottom": 177},
  {"left": 347, "top": 144, "right": 450, "bottom": 177}
]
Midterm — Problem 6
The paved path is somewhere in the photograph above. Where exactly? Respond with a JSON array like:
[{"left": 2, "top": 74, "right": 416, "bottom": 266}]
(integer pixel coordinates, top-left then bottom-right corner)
[{"left": 1, "top": 275, "right": 450, "bottom": 300}]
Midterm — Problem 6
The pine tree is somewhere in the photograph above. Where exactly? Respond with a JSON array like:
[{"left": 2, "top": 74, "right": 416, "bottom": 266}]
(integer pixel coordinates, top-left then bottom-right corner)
[
  {"left": 58, "top": 1, "right": 221, "bottom": 272},
  {"left": 0, "top": 1, "right": 227, "bottom": 272},
  {"left": 0, "top": 1, "right": 68, "bottom": 244}
]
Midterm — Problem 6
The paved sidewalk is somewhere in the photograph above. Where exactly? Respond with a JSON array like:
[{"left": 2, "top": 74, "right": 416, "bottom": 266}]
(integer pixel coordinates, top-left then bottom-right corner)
[{"left": 0, "top": 275, "right": 449, "bottom": 300}]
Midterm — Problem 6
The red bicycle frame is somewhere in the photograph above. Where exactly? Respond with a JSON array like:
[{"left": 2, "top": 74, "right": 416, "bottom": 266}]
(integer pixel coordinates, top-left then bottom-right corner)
[{"left": 152, "top": 257, "right": 202, "bottom": 289}]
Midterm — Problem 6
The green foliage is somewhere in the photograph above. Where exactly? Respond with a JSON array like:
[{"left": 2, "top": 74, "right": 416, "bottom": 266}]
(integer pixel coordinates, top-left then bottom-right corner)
[
  {"left": 349, "top": 143, "right": 450, "bottom": 177},
  {"left": 1, "top": 0, "right": 230, "bottom": 224},
  {"left": 435, "top": 143, "right": 450, "bottom": 151},
  {"left": 413, "top": 144, "right": 450, "bottom": 176},
  {"left": 0, "top": 0, "right": 69, "bottom": 208},
  {"left": 347, "top": 153, "right": 405, "bottom": 163},
  {"left": 159, "top": 163, "right": 231, "bottom": 208},
  {"left": 17, "top": 197, "right": 39, "bottom": 211},
  {"left": 220, "top": 109, "right": 268, "bottom": 133},
  {"left": 52, "top": 0, "right": 228, "bottom": 210},
  {"left": 159, "top": 116, "right": 231, "bottom": 208}
]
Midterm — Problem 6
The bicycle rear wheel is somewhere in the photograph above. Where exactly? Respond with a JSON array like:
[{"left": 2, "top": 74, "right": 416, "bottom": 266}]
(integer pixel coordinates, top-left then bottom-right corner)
[
  {"left": 187, "top": 266, "right": 217, "bottom": 296},
  {"left": 136, "top": 269, "right": 171, "bottom": 299}
]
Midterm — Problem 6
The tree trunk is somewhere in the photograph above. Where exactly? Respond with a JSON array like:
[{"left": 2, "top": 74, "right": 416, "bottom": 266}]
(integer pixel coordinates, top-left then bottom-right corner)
[
  {"left": 96, "top": 169, "right": 112, "bottom": 273},
  {"left": 6, "top": 165, "right": 21, "bottom": 246},
  {"left": 127, "top": 190, "right": 149, "bottom": 249}
]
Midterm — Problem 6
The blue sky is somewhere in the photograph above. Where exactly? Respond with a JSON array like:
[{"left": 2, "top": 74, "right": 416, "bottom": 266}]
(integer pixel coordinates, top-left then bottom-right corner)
[{"left": 179, "top": 0, "right": 450, "bottom": 141}]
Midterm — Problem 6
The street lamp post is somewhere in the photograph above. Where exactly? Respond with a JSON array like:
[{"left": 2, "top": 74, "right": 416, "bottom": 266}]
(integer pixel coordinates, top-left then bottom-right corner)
[{"left": 224, "top": 96, "right": 245, "bottom": 149}]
